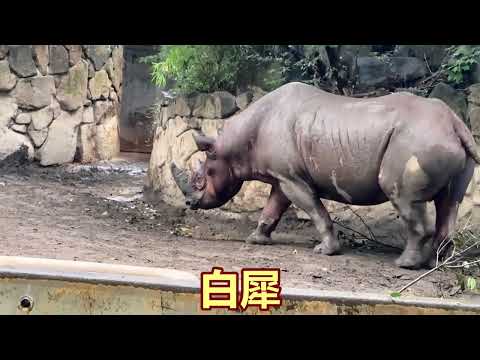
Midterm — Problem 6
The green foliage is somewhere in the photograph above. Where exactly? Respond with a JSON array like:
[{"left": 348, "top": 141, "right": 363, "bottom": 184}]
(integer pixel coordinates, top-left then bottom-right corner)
[
  {"left": 443, "top": 45, "right": 480, "bottom": 85},
  {"left": 140, "top": 45, "right": 288, "bottom": 95},
  {"left": 465, "top": 277, "right": 477, "bottom": 291}
]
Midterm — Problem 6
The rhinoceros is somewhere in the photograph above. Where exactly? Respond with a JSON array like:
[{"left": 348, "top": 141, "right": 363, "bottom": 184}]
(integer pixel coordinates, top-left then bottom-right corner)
[{"left": 171, "top": 82, "right": 480, "bottom": 269}]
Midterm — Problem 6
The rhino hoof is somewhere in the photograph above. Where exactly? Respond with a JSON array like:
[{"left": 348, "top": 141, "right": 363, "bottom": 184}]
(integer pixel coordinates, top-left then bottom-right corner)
[
  {"left": 394, "top": 251, "right": 425, "bottom": 270},
  {"left": 313, "top": 242, "right": 341, "bottom": 256},
  {"left": 246, "top": 233, "right": 273, "bottom": 245}
]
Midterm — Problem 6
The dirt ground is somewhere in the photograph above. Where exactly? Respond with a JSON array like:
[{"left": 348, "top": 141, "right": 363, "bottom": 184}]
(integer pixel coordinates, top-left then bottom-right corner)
[{"left": 0, "top": 153, "right": 475, "bottom": 300}]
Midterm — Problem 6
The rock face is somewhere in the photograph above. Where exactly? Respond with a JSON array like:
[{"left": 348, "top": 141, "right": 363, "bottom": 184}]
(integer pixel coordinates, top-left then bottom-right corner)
[
  {"left": 88, "top": 69, "right": 112, "bottom": 100},
  {"left": 95, "top": 114, "right": 120, "bottom": 160},
  {"left": 429, "top": 82, "right": 468, "bottom": 122},
  {"left": 468, "top": 84, "right": 480, "bottom": 140},
  {"left": 0, "top": 96, "right": 18, "bottom": 129},
  {"left": 146, "top": 91, "right": 270, "bottom": 211},
  {"left": 15, "top": 113, "right": 31, "bottom": 125},
  {"left": 32, "top": 45, "right": 49, "bottom": 76},
  {"left": 84, "top": 45, "right": 112, "bottom": 71},
  {"left": 395, "top": 45, "right": 447, "bottom": 71},
  {"left": 0, "top": 45, "right": 8, "bottom": 59},
  {"left": 8, "top": 46, "right": 37, "bottom": 78},
  {"left": 28, "top": 125, "right": 48, "bottom": 147},
  {"left": 76, "top": 124, "right": 97, "bottom": 163},
  {"left": 0, "top": 128, "right": 34, "bottom": 162},
  {"left": 66, "top": 45, "right": 82, "bottom": 66},
  {"left": 30, "top": 106, "right": 54, "bottom": 130},
  {"left": 37, "top": 109, "right": 83, "bottom": 166},
  {"left": 0, "top": 45, "right": 123, "bottom": 165},
  {"left": 356, "top": 56, "right": 427, "bottom": 90},
  {"left": 13, "top": 76, "right": 55, "bottom": 110},
  {"left": 56, "top": 60, "right": 88, "bottom": 111},
  {"left": 236, "top": 91, "right": 253, "bottom": 110},
  {"left": 0, "top": 60, "right": 17, "bottom": 91},
  {"left": 49, "top": 46, "right": 70, "bottom": 75}
]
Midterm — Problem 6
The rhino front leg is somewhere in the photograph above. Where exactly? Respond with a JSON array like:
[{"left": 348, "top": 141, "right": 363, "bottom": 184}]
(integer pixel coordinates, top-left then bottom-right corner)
[
  {"left": 279, "top": 180, "right": 341, "bottom": 255},
  {"left": 246, "top": 185, "right": 291, "bottom": 245}
]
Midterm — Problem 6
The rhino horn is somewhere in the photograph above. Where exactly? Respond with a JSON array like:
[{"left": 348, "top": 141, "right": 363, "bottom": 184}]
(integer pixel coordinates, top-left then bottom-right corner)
[{"left": 170, "top": 162, "right": 194, "bottom": 196}]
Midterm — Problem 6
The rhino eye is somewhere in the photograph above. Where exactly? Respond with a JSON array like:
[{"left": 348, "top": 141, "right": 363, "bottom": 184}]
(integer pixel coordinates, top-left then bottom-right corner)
[{"left": 207, "top": 168, "right": 215, "bottom": 177}]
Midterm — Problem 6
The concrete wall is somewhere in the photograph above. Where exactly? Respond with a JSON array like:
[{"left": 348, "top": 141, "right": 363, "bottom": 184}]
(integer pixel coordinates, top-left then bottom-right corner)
[{"left": 119, "top": 45, "right": 167, "bottom": 153}]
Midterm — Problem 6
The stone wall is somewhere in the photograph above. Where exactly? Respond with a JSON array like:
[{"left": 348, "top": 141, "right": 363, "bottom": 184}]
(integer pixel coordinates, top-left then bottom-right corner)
[
  {"left": 145, "top": 87, "right": 272, "bottom": 212},
  {"left": 0, "top": 45, "right": 124, "bottom": 166}
]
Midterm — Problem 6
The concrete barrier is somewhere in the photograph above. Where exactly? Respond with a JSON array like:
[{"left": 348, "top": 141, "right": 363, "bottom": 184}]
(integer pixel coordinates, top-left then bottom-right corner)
[{"left": 0, "top": 256, "right": 479, "bottom": 315}]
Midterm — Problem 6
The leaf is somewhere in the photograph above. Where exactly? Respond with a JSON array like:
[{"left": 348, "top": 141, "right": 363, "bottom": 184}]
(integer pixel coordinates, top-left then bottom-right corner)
[
  {"left": 466, "top": 277, "right": 477, "bottom": 291},
  {"left": 390, "top": 292, "right": 401, "bottom": 298}
]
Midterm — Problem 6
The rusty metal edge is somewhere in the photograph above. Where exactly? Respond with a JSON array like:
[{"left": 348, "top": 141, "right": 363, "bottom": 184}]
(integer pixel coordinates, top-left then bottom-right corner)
[{"left": 1, "top": 256, "right": 479, "bottom": 313}]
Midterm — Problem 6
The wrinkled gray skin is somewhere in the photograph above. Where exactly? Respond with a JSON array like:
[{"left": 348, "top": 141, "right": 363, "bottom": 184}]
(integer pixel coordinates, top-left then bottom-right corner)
[{"left": 171, "top": 82, "right": 480, "bottom": 269}]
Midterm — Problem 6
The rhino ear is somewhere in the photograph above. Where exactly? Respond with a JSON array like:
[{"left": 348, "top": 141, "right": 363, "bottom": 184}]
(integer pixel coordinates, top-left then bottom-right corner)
[{"left": 193, "top": 133, "right": 216, "bottom": 159}]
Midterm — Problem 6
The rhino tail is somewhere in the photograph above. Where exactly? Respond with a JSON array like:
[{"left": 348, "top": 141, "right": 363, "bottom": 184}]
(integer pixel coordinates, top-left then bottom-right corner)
[{"left": 452, "top": 114, "right": 480, "bottom": 165}]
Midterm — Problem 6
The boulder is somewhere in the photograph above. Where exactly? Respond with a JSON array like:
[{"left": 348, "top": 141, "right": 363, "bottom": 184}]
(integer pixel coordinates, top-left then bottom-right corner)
[
  {"left": 356, "top": 56, "right": 428, "bottom": 90},
  {"left": 336, "top": 45, "right": 372, "bottom": 79},
  {"left": 32, "top": 45, "right": 49, "bottom": 76},
  {"left": 388, "top": 57, "right": 428, "bottom": 83},
  {"left": 467, "top": 83, "right": 480, "bottom": 106},
  {"left": 10, "top": 123, "right": 26, "bottom": 133},
  {"left": 429, "top": 82, "right": 468, "bottom": 122},
  {"left": 236, "top": 91, "right": 253, "bottom": 110},
  {"left": 0, "top": 59, "right": 17, "bottom": 91},
  {"left": 174, "top": 95, "right": 192, "bottom": 117},
  {"left": 93, "top": 100, "right": 117, "bottom": 124},
  {"left": 88, "top": 69, "right": 112, "bottom": 100},
  {"left": 82, "top": 105, "right": 94, "bottom": 124},
  {"left": 105, "top": 58, "right": 114, "bottom": 82},
  {"left": 250, "top": 86, "right": 267, "bottom": 103},
  {"left": 192, "top": 94, "right": 216, "bottom": 118},
  {"left": 190, "top": 92, "right": 237, "bottom": 119},
  {"left": 8, "top": 46, "right": 37, "bottom": 78},
  {"left": 37, "top": 108, "right": 83, "bottom": 166},
  {"left": 469, "top": 105, "right": 480, "bottom": 139},
  {"left": 83, "top": 45, "right": 112, "bottom": 71},
  {"left": 66, "top": 45, "right": 82, "bottom": 66},
  {"left": 88, "top": 61, "right": 95, "bottom": 79},
  {"left": 212, "top": 91, "right": 238, "bottom": 118},
  {"left": 95, "top": 114, "right": 120, "bottom": 160},
  {"left": 30, "top": 106, "right": 54, "bottom": 130},
  {"left": 471, "top": 63, "right": 480, "bottom": 84},
  {"left": 395, "top": 45, "right": 447, "bottom": 71},
  {"left": 75, "top": 123, "right": 97, "bottom": 163},
  {"left": 111, "top": 46, "right": 123, "bottom": 92},
  {"left": 15, "top": 113, "right": 31, "bottom": 125},
  {"left": 56, "top": 60, "right": 88, "bottom": 111},
  {"left": 109, "top": 90, "right": 118, "bottom": 102},
  {"left": 48, "top": 45, "right": 69, "bottom": 75},
  {"left": 0, "top": 96, "right": 17, "bottom": 129},
  {"left": 13, "top": 76, "right": 55, "bottom": 110},
  {"left": 0, "top": 128, "right": 34, "bottom": 162},
  {"left": 27, "top": 125, "right": 48, "bottom": 147},
  {"left": 356, "top": 57, "right": 389, "bottom": 88},
  {"left": 0, "top": 45, "right": 8, "bottom": 59}
]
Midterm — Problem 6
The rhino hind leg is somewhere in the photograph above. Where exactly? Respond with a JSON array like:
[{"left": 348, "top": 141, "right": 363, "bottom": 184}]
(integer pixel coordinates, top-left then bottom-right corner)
[
  {"left": 278, "top": 180, "right": 341, "bottom": 255},
  {"left": 246, "top": 185, "right": 291, "bottom": 245},
  {"left": 427, "top": 157, "right": 476, "bottom": 268},
  {"left": 391, "top": 200, "right": 433, "bottom": 269},
  {"left": 378, "top": 163, "right": 436, "bottom": 269}
]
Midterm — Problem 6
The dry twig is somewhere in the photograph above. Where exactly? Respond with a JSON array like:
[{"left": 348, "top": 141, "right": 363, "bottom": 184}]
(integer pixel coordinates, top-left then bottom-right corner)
[{"left": 397, "top": 219, "right": 480, "bottom": 294}]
